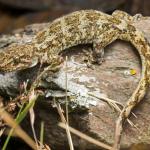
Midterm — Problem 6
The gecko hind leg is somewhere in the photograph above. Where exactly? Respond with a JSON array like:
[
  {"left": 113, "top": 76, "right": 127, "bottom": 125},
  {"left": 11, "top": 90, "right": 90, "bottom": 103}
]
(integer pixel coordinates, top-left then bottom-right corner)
[
  {"left": 30, "top": 55, "right": 63, "bottom": 90},
  {"left": 16, "top": 55, "right": 63, "bottom": 104}
]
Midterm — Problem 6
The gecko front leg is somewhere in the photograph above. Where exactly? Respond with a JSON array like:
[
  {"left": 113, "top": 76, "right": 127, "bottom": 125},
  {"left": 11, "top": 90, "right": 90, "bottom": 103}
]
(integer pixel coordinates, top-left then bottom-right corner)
[
  {"left": 92, "top": 40, "right": 105, "bottom": 64},
  {"left": 92, "top": 28, "right": 120, "bottom": 64},
  {"left": 83, "top": 43, "right": 104, "bottom": 67},
  {"left": 83, "top": 42, "right": 104, "bottom": 67},
  {"left": 15, "top": 55, "right": 63, "bottom": 105}
]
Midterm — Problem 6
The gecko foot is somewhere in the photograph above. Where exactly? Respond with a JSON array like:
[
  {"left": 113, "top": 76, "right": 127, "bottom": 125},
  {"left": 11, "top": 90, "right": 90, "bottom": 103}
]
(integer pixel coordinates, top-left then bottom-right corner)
[{"left": 82, "top": 48, "right": 104, "bottom": 69}]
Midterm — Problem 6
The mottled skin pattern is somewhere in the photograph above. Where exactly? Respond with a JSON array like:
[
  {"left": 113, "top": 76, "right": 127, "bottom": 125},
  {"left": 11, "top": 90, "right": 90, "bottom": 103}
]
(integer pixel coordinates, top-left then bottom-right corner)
[{"left": 0, "top": 10, "right": 150, "bottom": 150}]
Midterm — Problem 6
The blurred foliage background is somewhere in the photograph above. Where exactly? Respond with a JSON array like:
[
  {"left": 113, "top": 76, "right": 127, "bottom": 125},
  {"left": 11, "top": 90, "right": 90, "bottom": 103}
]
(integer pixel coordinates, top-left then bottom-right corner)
[{"left": 0, "top": 0, "right": 149, "bottom": 33}]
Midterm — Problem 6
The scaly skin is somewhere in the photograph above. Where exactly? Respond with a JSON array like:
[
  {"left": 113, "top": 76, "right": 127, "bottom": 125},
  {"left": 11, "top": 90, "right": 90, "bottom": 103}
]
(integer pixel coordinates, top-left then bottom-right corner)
[{"left": 0, "top": 10, "right": 150, "bottom": 150}]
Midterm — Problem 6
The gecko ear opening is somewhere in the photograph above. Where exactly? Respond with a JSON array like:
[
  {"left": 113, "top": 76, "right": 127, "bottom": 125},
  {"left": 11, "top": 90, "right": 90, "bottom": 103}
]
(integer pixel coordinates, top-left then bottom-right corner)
[{"left": 0, "top": 69, "right": 5, "bottom": 75}]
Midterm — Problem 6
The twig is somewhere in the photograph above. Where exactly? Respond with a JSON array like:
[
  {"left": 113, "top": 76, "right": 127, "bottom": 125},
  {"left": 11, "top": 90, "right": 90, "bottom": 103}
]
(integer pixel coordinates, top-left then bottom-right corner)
[
  {"left": 88, "top": 92, "right": 137, "bottom": 127},
  {"left": 58, "top": 122, "right": 112, "bottom": 150},
  {"left": 65, "top": 56, "right": 69, "bottom": 123},
  {"left": 55, "top": 101, "right": 74, "bottom": 150}
]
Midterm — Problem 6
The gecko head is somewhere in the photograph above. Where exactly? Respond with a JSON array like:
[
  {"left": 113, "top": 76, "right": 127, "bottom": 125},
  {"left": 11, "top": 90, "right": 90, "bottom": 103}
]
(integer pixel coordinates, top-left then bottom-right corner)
[
  {"left": 0, "top": 44, "right": 34, "bottom": 72},
  {"left": 112, "top": 10, "right": 133, "bottom": 23},
  {"left": 0, "top": 55, "right": 29, "bottom": 72}
]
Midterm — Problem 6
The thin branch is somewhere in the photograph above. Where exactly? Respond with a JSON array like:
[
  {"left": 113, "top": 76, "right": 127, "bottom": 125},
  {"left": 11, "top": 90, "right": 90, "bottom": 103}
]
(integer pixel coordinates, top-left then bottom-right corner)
[{"left": 58, "top": 122, "right": 112, "bottom": 150}]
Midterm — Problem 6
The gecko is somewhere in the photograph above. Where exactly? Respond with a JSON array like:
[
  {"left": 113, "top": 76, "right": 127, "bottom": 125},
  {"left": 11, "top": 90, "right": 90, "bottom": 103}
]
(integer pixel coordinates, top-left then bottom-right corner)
[{"left": 0, "top": 10, "right": 150, "bottom": 150}]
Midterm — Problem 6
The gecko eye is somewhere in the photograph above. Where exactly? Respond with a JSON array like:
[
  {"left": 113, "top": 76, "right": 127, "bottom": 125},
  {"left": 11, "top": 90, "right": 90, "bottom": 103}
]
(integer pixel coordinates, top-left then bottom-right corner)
[{"left": 13, "top": 57, "right": 20, "bottom": 64}]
